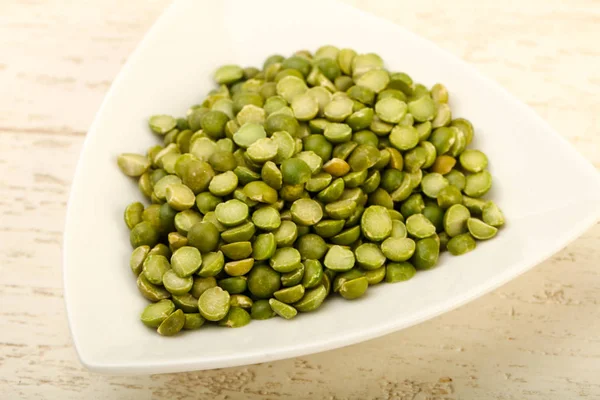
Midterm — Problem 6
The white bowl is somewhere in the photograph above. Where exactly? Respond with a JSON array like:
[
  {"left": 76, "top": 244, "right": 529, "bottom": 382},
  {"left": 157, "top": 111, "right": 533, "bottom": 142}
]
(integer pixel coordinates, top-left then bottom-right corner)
[{"left": 63, "top": 0, "right": 600, "bottom": 374}]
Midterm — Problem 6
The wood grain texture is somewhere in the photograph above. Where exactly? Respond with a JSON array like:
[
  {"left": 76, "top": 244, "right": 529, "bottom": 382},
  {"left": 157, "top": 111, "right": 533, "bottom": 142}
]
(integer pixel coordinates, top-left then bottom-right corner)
[{"left": 1, "top": 0, "right": 599, "bottom": 398}]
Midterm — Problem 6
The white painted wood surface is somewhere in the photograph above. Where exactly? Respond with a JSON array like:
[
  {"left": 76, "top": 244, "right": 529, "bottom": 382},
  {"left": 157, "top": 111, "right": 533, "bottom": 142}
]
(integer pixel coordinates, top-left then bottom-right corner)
[{"left": 1, "top": 1, "right": 599, "bottom": 398}]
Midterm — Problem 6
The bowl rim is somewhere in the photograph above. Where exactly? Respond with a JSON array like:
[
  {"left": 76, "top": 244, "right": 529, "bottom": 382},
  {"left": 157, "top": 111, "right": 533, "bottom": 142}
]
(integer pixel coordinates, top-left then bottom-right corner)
[{"left": 63, "top": 0, "right": 600, "bottom": 374}]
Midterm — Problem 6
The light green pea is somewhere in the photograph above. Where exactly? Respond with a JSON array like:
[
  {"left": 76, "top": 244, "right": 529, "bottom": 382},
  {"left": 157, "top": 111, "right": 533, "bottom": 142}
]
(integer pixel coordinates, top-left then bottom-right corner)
[
  {"left": 124, "top": 202, "right": 144, "bottom": 230},
  {"left": 390, "top": 220, "right": 408, "bottom": 239},
  {"left": 252, "top": 207, "right": 281, "bottom": 231},
  {"left": 233, "top": 122, "right": 267, "bottom": 148},
  {"left": 224, "top": 258, "right": 255, "bottom": 276},
  {"left": 246, "top": 138, "right": 278, "bottom": 163},
  {"left": 215, "top": 199, "right": 249, "bottom": 227},
  {"left": 202, "top": 211, "right": 226, "bottom": 232},
  {"left": 451, "top": 118, "right": 475, "bottom": 145},
  {"left": 324, "top": 245, "right": 355, "bottom": 272},
  {"left": 390, "top": 125, "right": 419, "bottom": 151},
  {"left": 136, "top": 274, "right": 170, "bottom": 302},
  {"left": 464, "top": 170, "right": 493, "bottom": 198},
  {"left": 324, "top": 97, "right": 353, "bottom": 122},
  {"left": 273, "top": 220, "right": 298, "bottom": 247},
  {"left": 403, "top": 147, "right": 428, "bottom": 172},
  {"left": 281, "top": 264, "right": 305, "bottom": 287},
  {"left": 437, "top": 185, "right": 464, "bottom": 209},
  {"left": 330, "top": 226, "right": 361, "bottom": 246},
  {"left": 375, "top": 97, "right": 407, "bottom": 124},
  {"left": 291, "top": 198, "right": 323, "bottom": 226},
  {"left": 221, "top": 242, "right": 253, "bottom": 261},
  {"left": 142, "top": 254, "right": 170, "bottom": 285},
  {"left": 332, "top": 141, "right": 358, "bottom": 161},
  {"left": 162, "top": 269, "right": 193, "bottom": 295},
  {"left": 230, "top": 294, "right": 253, "bottom": 309},
  {"left": 411, "top": 237, "right": 440, "bottom": 270},
  {"left": 421, "top": 173, "right": 449, "bottom": 199},
  {"left": 302, "top": 259, "right": 324, "bottom": 289},
  {"left": 467, "top": 217, "right": 498, "bottom": 240},
  {"left": 198, "top": 286, "right": 230, "bottom": 321},
  {"left": 281, "top": 158, "right": 312, "bottom": 185},
  {"left": 252, "top": 232, "right": 277, "bottom": 261},
  {"left": 361, "top": 205, "right": 392, "bottom": 241},
  {"left": 187, "top": 222, "right": 219, "bottom": 253},
  {"left": 295, "top": 151, "right": 323, "bottom": 175},
  {"left": 165, "top": 183, "right": 195, "bottom": 211},
  {"left": 355, "top": 69, "right": 389, "bottom": 93},
  {"left": 307, "top": 86, "right": 332, "bottom": 116},
  {"left": 190, "top": 276, "right": 217, "bottom": 298},
  {"left": 149, "top": 115, "right": 177, "bottom": 135},
  {"left": 270, "top": 247, "right": 302, "bottom": 273},
  {"left": 221, "top": 221, "right": 256, "bottom": 243},
  {"left": 251, "top": 299, "right": 275, "bottom": 320},
  {"left": 209, "top": 171, "right": 238, "bottom": 196},
  {"left": 195, "top": 192, "right": 221, "bottom": 215},
  {"left": 157, "top": 309, "right": 185, "bottom": 336},
  {"left": 355, "top": 243, "right": 386, "bottom": 270},
  {"left": 141, "top": 299, "right": 175, "bottom": 328},
  {"left": 460, "top": 149, "right": 488, "bottom": 173},
  {"left": 261, "top": 161, "right": 283, "bottom": 190},
  {"left": 462, "top": 195, "right": 488, "bottom": 215},
  {"left": 369, "top": 116, "right": 393, "bottom": 135},
  {"left": 429, "top": 127, "right": 456, "bottom": 155},
  {"left": 419, "top": 141, "right": 437, "bottom": 169},
  {"left": 408, "top": 95, "right": 436, "bottom": 122},
  {"left": 183, "top": 313, "right": 205, "bottom": 330},
  {"left": 324, "top": 123, "right": 352, "bottom": 144},
  {"left": 173, "top": 211, "right": 200, "bottom": 237},
  {"left": 218, "top": 276, "right": 247, "bottom": 294},
  {"left": 276, "top": 76, "right": 308, "bottom": 103},
  {"left": 218, "top": 307, "right": 251, "bottom": 328},
  {"left": 449, "top": 127, "right": 467, "bottom": 157},
  {"left": 189, "top": 137, "right": 216, "bottom": 162},
  {"left": 313, "top": 219, "right": 345, "bottom": 238},
  {"left": 347, "top": 85, "right": 375, "bottom": 105},
  {"left": 339, "top": 276, "right": 369, "bottom": 300},
  {"left": 236, "top": 104, "right": 266, "bottom": 126},
  {"left": 130, "top": 245, "right": 150, "bottom": 276},
  {"left": 269, "top": 298, "right": 298, "bottom": 319},
  {"left": 294, "top": 284, "right": 327, "bottom": 312},
  {"left": 265, "top": 113, "right": 299, "bottom": 137},
  {"left": 214, "top": 65, "right": 243, "bottom": 84},
  {"left": 447, "top": 233, "right": 477, "bottom": 255},
  {"left": 291, "top": 93, "right": 319, "bottom": 121},
  {"left": 482, "top": 201, "right": 505, "bottom": 227},
  {"left": 171, "top": 246, "right": 202, "bottom": 277},
  {"left": 381, "top": 237, "right": 416, "bottom": 262},
  {"left": 432, "top": 103, "right": 451, "bottom": 128},
  {"left": 385, "top": 262, "right": 416, "bottom": 283},
  {"left": 363, "top": 266, "right": 386, "bottom": 285},
  {"left": 347, "top": 144, "right": 380, "bottom": 172},
  {"left": 443, "top": 204, "right": 471, "bottom": 237},
  {"left": 153, "top": 175, "right": 182, "bottom": 201},
  {"left": 325, "top": 199, "right": 357, "bottom": 220},
  {"left": 244, "top": 181, "right": 279, "bottom": 204},
  {"left": 445, "top": 169, "right": 466, "bottom": 190},
  {"left": 209, "top": 150, "right": 237, "bottom": 172},
  {"left": 118, "top": 153, "right": 151, "bottom": 177},
  {"left": 274, "top": 284, "right": 305, "bottom": 304},
  {"left": 347, "top": 108, "right": 374, "bottom": 131},
  {"left": 307, "top": 173, "right": 334, "bottom": 193}
]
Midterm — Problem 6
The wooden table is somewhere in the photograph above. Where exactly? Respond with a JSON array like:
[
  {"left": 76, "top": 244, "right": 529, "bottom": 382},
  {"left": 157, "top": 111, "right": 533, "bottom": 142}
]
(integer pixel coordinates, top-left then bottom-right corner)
[{"left": 2, "top": 1, "right": 599, "bottom": 398}]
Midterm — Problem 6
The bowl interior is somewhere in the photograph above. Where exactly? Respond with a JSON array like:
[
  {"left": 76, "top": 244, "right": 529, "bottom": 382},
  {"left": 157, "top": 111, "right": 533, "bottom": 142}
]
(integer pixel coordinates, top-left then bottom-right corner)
[{"left": 63, "top": 0, "right": 600, "bottom": 374}]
